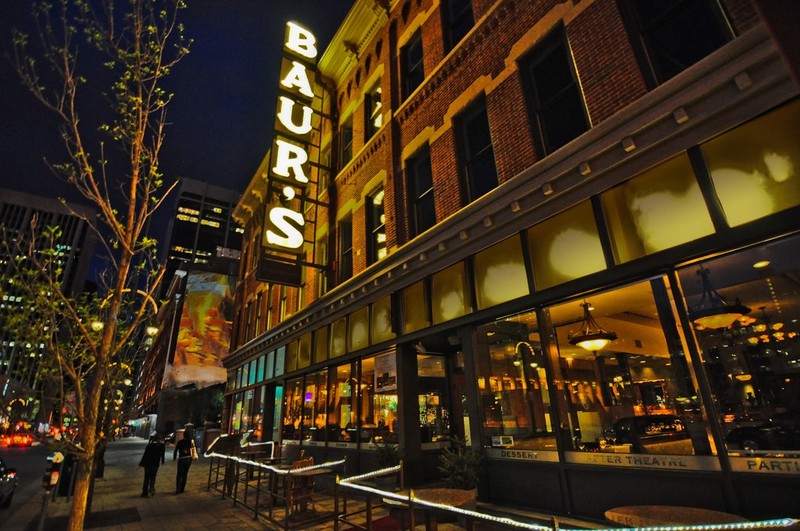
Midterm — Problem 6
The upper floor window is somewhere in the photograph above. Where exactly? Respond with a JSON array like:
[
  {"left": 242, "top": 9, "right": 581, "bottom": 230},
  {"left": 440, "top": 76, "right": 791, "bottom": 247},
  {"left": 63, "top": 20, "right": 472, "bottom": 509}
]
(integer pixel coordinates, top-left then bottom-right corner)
[
  {"left": 317, "top": 237, "right": 328, "bottom": 297},
  {"left": 255, "top": 292, "right": 263, "bottom": 335},
  {"left": 618, "top": 0, "right": 733, "bottom": 87},
  {"left": 245, "top": 302, "right": 253, "bottom": 342},
  {"left": 338, "top": 218, "right": 353, "bottom": 283},
  {"left": 366, "top": 187, "right": 386, "bottom": 265},
  {"left": 520, "top": 26, "right": 589, "bottom": 156},
  {"left": 339, "top": 116, "right": 354, "bottom": 168},
  {"left": 406, "top": 146, "right": 436, "bottom": 237},
  {"left": 443, "top": 0, "right": 474, "bottom": 51},
  {"left": 401, "top": 30, "right": 424, "bottom": 100},
  {"left": 365, "top": 83, "right": 383, "bottom": 141},
  {"left": 455, "top": 96, "right": 497, "bottom": 203}
]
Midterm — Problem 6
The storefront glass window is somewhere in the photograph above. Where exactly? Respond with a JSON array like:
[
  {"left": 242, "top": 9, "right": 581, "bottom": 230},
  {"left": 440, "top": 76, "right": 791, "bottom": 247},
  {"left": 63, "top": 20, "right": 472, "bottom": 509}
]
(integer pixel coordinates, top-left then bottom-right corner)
[
  {"left": 249, "top": 359, "right": 257, "bottom": 385},
  {"left": 282, "top": 376, "right": 303, "bottom": 441},
  {"left": 602, "top": 153, "right": 715, "bottom": 262},
  {"left": 314, "top": 327, "right": 329, "bottom": 364},
  {"left": 231, "top": 392, "right": 243, "bottom": 432},
  {"left": 241, "top": 363, "right": 250, "bottom": 388},
  {"left": 241, "top": 388, "right": 253, "bottom": 431},
  {"left": 331, "top": 317, "right": 347, "bottom": 358},
  {"left": 474, "top": 235, "right": 529, "bottom": 309},
  {"left": 302, "top": 370, "right": 329, "bottom": 442},
  {"left": 257, "top": 355, "right": 265, "bottom": 382},
  {"left": 298, "top": 333, "right": 312, "bottom": 369},
  {"left": 253, "top": 386, "right": 265, "bottom": 441},
  {"left": 266, "top": 349, "right": 276, "bottom": 379},
  {"left": 285, "top": 340, "right": 298, "bottom": 373},
  {"left": 402, "top": 281, "right": 430, "bottom": 334},
  {"left": 528, "top": 201, "right": 605, "bottom": 289},
  {"left": 678, "top": 233, "right": 800, "bottom": 457},
  {"left": 548, "top": 279, "right": 711, "bottom": 455},
  {"left": 418, "top": 354, "right": 450, "bottom": 443},
  {"left": 275, "top": 346, "right": 285, "bottom": 377},
  {"left": 432, "top": 261, "right": 471, "bottom": 324},
  {"left": 328, "top": 362, "right": 358, "bottom": 442},
  {"left": 349, "top": 307, "right": 370, "bottom": 351},
  {"left": 371, "top": 295, "right": 395, "bottom": 344},
  {"left": 702, "top": 99, "right": 800, "bottom": 227},
  {"left": 476, "top": 312, "right": 556, "bottom": 450},
  {"left": 362, "top": 353, "right": 399, "bottom": 443}
]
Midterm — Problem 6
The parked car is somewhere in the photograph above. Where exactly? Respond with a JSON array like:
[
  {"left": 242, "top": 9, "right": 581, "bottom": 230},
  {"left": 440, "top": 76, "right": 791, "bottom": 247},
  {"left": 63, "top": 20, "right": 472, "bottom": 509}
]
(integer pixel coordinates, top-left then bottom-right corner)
[
  {"left": 0, "top": 457, "right": 18, "bottom": 508},
  {"left": 725, "top": 411, "right": 800, "bottom": 453},
  {"left": 1, "top": 430, "right": 34, "bottom": 448},
  {"left": 611, "top": 414, "right": 689, "bottom": 452}
]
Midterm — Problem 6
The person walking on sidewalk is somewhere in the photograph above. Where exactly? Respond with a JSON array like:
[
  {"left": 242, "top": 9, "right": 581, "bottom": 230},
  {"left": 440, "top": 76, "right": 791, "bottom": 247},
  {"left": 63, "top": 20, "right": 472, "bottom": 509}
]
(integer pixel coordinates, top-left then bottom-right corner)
[
  {"left": 138, "top": 434, "right": 165, "bottom": 497},
  {"left": 173, "top": 430, "right": 195, "bottom": 493}
]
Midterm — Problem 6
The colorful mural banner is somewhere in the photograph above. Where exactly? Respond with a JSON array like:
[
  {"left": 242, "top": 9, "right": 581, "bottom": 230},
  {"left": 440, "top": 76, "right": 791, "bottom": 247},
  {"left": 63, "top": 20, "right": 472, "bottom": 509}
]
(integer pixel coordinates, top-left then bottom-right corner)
[{"left": 162, "top": 271, "right": 235, "bottom": 390}]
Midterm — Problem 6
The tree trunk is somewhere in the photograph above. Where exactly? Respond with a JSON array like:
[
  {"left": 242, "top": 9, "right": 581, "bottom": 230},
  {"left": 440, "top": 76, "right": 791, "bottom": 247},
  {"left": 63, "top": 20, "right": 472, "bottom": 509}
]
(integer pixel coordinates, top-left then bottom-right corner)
[{"left": 68, "top": 454, "right": 94, "bottom": 531}]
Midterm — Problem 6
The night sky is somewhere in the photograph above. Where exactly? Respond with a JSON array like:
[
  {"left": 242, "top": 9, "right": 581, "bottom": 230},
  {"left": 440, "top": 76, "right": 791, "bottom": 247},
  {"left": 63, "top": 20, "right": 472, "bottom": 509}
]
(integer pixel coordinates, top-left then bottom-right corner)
[{"left": 0, "top": 0, "right": 354, "bottom": 203}]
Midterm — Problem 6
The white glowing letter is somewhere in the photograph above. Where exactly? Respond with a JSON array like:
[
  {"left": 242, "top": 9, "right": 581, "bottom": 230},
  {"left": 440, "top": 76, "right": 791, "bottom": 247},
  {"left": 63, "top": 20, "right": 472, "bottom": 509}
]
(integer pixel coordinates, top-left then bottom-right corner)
[
  {"left": 273, "top": 139, "right": 309, "bottom": 183},
  {"left": 277, "top": 96, "right": 313, "bottom": 135},
  {"left": 285, "top": 22, "right": 317, "bottom": 59},
  {"left": 281, "top": 61, "right": 314, "bottom": 99},
  {"left": 267, "top": 207, "right": 305, "bottom": 249}
]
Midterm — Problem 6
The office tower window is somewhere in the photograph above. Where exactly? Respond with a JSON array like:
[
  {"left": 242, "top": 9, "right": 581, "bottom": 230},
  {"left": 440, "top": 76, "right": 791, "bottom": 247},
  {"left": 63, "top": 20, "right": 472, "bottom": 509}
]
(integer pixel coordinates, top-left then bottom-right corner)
[
  {"left": 455, "top": 96, "right": 498, "bottom": 203},
  {"left": 520, "top": 27, "right": 589, "bottom": 155},
  {"left": 406, "top": 146, "right": 436, "bottom": 237}
]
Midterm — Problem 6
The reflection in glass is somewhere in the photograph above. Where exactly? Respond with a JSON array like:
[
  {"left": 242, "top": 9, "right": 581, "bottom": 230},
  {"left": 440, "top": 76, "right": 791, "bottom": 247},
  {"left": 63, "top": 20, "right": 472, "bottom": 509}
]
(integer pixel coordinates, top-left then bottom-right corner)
[
  {"left": 282, "top": 377, "right": 303, "bottom": 441},
  {"left": 602, "top": 153, "right": 714, "bottom": 262},
  {"left": 702, "top": 99, "right": 800, "bottom": 227},
  {"left": 528, "top": 201, "right": 605, "bottom": 289},
  {"left": 361, "top": 355, "right": 399, "bottom": 443},
  {"left": 331, "top": 317, "right": 347, "bottom": 358},
  {"left": 302, "top": 370, "right": 328, "bottom": 442},
  {"left": 349, "top": 307, "right": 370, "bottom": 352},
  {"left": 328, "top": 362, "right": 358, "bottom": 442},
  {"left": 549, "top": 280, "right": 710, "bottom": 455},
  {"left": 678, "top": 233, "right": 800, "bottom": 457},
  {"left": 418, "top": 354, "right": 450, "bottom": 443},
  {"left": 402, "top": 281, "right": 430, "bottom": 334},
  {"left": 432, "top": 262, "right": 470, "bottom": 324},
  {"left": 371, "top": 296, "right": 395, "bottom": 344},
  {"left": 476, "top": 312, "right": 555, "bottom": 450},
  {"left": 474, "top": 236, "right": 529, "bottom": 309}
]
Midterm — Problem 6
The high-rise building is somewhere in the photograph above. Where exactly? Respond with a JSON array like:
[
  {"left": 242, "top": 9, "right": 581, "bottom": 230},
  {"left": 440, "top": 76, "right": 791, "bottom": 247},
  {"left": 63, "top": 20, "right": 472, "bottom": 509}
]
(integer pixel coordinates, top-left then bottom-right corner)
[
  {"left": 163, "top": 178, "right": 243, "bottom": 284},
  {"left": 225, "top": 0, "right": 800, "bottom": 520},
  {"left": 0, "top": 189, "right": 96, "bottom": 411}
]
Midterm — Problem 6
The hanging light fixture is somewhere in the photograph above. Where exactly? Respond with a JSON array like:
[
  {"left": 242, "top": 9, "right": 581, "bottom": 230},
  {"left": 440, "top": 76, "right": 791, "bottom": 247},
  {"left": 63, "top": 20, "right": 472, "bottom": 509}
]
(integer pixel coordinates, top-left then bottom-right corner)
[
  {"left": 569, "top": 302, "right": 617, "bottom": 353},
  {"left": 688, "top": 266, "right": 751, "bottom": 329}
]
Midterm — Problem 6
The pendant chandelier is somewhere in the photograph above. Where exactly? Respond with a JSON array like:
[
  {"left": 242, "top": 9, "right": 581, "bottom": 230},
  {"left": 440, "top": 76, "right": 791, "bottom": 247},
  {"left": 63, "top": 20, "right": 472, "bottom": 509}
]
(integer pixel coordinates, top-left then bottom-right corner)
[
  {"left": 688, "top": 266, "right": 751, "bottom": 329},
  {"left": 568, "top": 302, "right": 617, "bottom": 353}
]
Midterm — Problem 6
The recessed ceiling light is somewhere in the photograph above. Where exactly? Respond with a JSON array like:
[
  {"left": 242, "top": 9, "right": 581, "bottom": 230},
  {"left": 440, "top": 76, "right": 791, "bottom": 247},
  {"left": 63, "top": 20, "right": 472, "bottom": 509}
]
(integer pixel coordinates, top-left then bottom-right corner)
[{"left": 753, "top": 260, "right": 771, "bottom": 269}]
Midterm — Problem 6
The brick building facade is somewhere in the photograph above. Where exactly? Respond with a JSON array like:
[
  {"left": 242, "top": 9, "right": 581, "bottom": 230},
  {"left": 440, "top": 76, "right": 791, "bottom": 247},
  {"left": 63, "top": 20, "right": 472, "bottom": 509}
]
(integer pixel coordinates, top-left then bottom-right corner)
[{"left": 226, "top": 0, "right": 800, "bottom": 520}]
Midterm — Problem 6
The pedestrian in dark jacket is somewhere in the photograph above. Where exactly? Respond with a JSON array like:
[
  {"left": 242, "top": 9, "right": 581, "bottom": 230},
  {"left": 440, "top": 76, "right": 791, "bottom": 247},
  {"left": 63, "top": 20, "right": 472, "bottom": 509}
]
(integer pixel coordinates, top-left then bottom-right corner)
[
  {"left": 173, "top": 431, "right": 195, "bottom": 493},
  {"left": 138, "top": 434, "right": 165, "bottom": 497}
]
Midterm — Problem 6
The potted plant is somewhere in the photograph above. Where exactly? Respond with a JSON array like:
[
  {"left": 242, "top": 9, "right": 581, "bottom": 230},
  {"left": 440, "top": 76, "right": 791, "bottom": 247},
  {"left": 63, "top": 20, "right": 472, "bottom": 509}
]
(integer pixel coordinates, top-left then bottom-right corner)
[
  {"left": 438, "top": 436, "right": 482, "bottom": 493},
  {"left": 373, "top": 441, "right": 402, "bottom": 489}
]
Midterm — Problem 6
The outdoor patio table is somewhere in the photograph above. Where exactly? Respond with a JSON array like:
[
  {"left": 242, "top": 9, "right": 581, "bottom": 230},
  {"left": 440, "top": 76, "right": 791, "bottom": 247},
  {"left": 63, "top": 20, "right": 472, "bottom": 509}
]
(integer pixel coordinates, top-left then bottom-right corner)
[
  {"left": 605, "top": 505, "right": 749, "bottom": 527},
  {"left": 384, "top": 488, "right": 477, "bottom": 531}
]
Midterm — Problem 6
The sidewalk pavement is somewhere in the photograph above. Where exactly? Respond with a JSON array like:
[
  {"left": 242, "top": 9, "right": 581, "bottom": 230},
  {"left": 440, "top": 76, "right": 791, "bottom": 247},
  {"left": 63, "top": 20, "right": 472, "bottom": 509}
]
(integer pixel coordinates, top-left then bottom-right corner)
[
  {"left": 4, "top": 436, "right": 277, "bottom": 530},
  {"left": 2, "top": 437, "right": 602, "bottom": 531}
]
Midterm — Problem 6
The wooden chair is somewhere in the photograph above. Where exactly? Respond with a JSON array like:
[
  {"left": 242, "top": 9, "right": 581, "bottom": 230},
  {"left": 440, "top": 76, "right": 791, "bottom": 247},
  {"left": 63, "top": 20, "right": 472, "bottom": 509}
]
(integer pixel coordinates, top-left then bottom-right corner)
[{"left": 287, "top": 456, "right": 315, "bottom": 514}]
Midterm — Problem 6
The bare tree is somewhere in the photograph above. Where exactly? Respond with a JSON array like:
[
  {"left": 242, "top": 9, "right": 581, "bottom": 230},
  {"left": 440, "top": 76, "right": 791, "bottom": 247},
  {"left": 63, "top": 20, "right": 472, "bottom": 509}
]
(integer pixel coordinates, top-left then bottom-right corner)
[{"left": 6, "top": 1, "right": 190, "bottom": 528}]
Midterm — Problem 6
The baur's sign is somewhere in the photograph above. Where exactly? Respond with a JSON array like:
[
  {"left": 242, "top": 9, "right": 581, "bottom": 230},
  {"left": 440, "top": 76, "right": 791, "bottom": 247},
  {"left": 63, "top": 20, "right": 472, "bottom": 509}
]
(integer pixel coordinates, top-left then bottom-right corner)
[{"left": 264, "top": 21, "right": 319, "bottom": 252}]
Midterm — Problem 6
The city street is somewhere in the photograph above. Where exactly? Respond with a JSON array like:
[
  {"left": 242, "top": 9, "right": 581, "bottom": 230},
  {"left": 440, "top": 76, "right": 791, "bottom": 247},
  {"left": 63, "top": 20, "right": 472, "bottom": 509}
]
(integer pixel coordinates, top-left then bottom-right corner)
[{"left": 0, "top": 442, "right": 50, "bottom": 524}]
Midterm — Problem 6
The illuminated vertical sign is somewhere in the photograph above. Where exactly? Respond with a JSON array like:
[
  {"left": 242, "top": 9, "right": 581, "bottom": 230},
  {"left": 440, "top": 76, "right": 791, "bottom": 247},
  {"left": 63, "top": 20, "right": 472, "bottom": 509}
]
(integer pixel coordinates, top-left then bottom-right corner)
[{"left": 259, "top": 21, "right": 321, "bottom": 286}]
